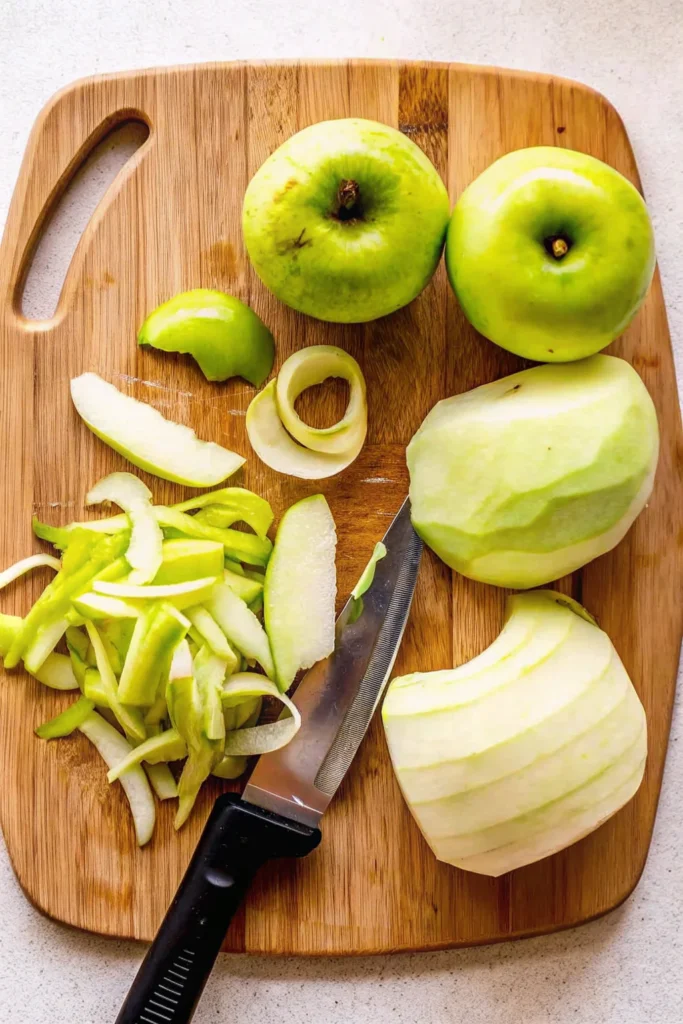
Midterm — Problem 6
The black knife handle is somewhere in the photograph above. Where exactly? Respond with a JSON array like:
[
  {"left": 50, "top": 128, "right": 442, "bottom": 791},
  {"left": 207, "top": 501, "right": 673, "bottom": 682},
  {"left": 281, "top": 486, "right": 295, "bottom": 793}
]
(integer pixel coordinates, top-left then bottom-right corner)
[{"left": 115, "top": 794, "right": 321, "bottom": 1024}]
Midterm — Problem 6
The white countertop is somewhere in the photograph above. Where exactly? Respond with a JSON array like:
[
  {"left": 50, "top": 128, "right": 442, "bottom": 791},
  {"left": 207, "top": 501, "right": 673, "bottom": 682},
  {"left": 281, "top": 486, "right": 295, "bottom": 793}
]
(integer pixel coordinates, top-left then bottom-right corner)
[{"left": 1, "top": 2, "right": 681, "bottom": 1021}]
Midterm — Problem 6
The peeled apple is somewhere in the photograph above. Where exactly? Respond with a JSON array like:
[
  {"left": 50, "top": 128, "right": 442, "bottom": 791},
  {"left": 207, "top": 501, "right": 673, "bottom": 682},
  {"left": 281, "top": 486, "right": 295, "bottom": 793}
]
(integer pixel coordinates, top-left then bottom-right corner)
[
  {"left": 382, "top": 590, "right": 647, "bottom": 876},
  {"left": 407, "top": 355, "right": 659, "bottom": 588}
]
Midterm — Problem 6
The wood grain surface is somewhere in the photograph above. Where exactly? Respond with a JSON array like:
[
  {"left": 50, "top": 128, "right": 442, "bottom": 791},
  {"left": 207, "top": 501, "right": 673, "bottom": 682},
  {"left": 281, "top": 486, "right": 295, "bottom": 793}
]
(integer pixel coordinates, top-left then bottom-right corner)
[{"left": 0, "top": 60, "right": 681, "bottom": 955}]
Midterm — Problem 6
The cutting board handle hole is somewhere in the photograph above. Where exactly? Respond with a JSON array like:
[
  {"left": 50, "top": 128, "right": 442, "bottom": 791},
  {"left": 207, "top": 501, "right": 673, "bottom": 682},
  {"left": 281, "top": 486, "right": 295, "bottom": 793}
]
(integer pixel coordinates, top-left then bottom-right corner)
[{"left": 18, "top": 117, "right": 150, "bottom": 322}]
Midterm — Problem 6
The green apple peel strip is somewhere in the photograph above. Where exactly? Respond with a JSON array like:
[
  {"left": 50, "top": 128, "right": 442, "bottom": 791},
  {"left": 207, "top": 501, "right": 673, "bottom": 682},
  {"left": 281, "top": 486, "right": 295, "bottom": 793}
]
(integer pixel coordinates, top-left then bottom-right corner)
[
  {"left": 35, "top": 696, "right": 95, "bottom": 739},
  {"left": 220, "top": 674, "right": 301, "bottom": 755},
  {"left": 86, "top": 472, "right": 163, "bottom": 585},
  {"left": 275, "top": 345, "right": 367, "bottom": 454},
  {"left": 246, "top": 345, "right": 367, "bottom": 479},
  {"left": 0, "top": 554, "right": 61, "bottom": 591},
  {"left": 78, "top": 710, "right": 156, "bottom": 846}
]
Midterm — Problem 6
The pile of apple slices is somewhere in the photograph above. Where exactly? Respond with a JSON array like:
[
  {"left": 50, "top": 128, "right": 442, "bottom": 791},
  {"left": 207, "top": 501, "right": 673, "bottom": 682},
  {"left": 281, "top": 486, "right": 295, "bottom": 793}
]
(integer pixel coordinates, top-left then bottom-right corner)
[{"left": 0, "top": 476, "right": 337, "bottom": 845}]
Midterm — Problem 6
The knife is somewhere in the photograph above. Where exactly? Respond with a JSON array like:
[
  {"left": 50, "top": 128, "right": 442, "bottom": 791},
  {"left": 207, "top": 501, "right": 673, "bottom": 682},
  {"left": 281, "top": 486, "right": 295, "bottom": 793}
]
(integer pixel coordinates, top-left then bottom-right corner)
[{"left": 115, "top": 497, "right": 423, "bottom": 1024}]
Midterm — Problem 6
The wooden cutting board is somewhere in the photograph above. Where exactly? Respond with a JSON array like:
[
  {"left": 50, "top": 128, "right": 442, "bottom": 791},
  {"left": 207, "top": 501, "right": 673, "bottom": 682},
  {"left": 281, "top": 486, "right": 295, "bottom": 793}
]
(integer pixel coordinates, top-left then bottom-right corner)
[{"left": 0, "top": 60, "right": 681, "bottom": 956}]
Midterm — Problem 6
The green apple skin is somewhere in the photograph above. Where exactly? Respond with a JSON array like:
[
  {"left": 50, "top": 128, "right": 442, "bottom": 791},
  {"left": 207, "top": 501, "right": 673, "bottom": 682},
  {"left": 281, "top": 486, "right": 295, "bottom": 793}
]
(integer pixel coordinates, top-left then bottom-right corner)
[
  {"left": 407, "top": 355, "right": 659, "bottom": 589},
  {"left": 242, "top": 119, "right": 450, "bottom": 323},
  {"left": 446, "top": 147, "right": 655, "bottom": 362},
  {"left": 138, "top": 289, "right": 275, "bottom": 386}
]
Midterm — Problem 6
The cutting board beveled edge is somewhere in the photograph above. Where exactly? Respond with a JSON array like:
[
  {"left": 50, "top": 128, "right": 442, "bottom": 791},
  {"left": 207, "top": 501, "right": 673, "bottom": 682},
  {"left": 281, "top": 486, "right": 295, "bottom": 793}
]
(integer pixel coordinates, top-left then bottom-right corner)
[{"left": 0, "top": 59, "right": 681, "bottom": 956}]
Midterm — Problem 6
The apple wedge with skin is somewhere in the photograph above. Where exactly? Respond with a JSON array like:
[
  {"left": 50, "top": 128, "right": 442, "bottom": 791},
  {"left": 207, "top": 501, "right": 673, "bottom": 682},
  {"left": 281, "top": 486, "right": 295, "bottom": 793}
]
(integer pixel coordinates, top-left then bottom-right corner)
[
  {"left": 70, "top": 372, "right": 245, "bottom": 487},
  {"left": 138, "top": 289, "right": 275, "bottom": 386},
  {"left": 382, "top": 590, "right": 647, "bottom": 876}
]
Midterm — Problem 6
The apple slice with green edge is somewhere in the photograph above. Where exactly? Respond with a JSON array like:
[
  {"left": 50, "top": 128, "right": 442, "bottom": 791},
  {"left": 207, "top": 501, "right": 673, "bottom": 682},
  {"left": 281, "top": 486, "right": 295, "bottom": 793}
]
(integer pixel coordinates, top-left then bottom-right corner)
[
  {"left": 86, "top": 472, "right": 163, "bottom": 585},
  {"left": 275, "top": 345, "right": 367, "bottom": 454},
  {"left": 247, "top": 381, "right": 364, "bottom": 479},
  {"left": 383, "top": 590, "right": 647, "bottom": 876},
  {"left": 118, "top": 602, "right": 189, "bottom": 706},
  {"left": 151, "top": 539, "right": 224, "bottom": 585},
  {"left": 264, "top": 493, "right": 336, "bottom": 692},
  {"left": 445, "top": 146, "right": 655, "bottom": 362},
  {"left": 138, "top": 289, "right": 275, "bottom": 385},
  {"left": 243, "top": 118, "right": 450, "bottom": 323},
  {"left": 70, "top": 372, "right": 245, "bottom": 487},
  {"left": 206, "top": 582, "right": 274, "bottom": 679}
]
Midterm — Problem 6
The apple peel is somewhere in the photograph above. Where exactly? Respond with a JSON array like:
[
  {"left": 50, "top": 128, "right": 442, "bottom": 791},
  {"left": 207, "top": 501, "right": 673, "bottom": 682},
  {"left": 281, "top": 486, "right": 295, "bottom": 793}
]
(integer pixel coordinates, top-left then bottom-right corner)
[
  {"left": 86, "top": 472, "right": 163, "bottom": 585},
  {"left": 275, "top": 345, "right": 367, "bottom": 454},
  {"left": 247, "top": 380, "right": 364, "bottom": 480},
  {"left": 0, "top": 554, "right": 61, "bottom": 592},
  {"left": 221, "top": 674, "right": 301, "bottom": 755}
]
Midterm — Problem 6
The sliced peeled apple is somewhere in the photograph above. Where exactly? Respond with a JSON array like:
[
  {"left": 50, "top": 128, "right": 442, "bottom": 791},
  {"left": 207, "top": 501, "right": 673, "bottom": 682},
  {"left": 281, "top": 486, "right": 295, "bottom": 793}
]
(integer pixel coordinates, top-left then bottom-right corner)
[{"left": 382, "top": 589, "right": 647, "bottom": 876}]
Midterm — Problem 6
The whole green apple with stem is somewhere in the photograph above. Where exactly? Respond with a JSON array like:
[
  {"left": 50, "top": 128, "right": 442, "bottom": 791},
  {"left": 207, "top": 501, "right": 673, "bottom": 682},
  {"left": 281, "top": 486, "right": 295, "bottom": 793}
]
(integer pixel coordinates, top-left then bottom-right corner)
[
  {"left": 243, "top": 118, "right": 450, "bottom": 323},
  {"left": 446, "top": 147, "right": 655, "bottom": 362}
]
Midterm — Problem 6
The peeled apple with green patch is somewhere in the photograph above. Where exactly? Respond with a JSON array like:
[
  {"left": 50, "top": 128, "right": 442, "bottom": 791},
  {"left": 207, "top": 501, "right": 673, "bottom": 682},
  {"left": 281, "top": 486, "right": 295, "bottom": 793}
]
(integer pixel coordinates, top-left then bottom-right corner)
[
  {"left": 382, "top": 590, "right": 647, "bottom": 876},
  {"left": 407, "top": 355, "right": 659, "bottom": 589}
]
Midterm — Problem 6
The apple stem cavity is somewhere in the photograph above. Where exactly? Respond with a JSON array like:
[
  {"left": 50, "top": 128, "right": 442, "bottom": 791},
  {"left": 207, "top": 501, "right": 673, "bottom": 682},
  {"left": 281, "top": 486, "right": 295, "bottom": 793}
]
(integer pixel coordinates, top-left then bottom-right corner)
[
  {"left": 545, "top": 235, "right": 570, "bottom": 259},
  {"left": 334, "top": 179, "right": 362, "bottom": 222}
]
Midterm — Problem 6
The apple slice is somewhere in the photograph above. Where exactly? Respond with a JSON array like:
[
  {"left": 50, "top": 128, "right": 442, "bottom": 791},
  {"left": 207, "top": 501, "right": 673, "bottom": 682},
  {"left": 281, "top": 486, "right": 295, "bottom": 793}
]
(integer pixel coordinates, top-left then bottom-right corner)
[
  {"left": 264, "top": 494, "right": 336, "bottom": 691},
  {"left": 247, "top": 381, "right": 363, "bottom": 479},
  {"left": 71, "top": 372, "right": 245, "bottom": 487}
]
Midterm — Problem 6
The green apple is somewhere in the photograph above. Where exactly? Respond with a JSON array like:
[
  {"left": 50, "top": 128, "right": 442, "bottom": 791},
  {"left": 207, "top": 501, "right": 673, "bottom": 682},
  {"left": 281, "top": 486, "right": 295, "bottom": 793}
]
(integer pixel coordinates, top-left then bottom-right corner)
[
  {"left": 243, "top": 118, "right": 450, "bottom": 322},
  {"left": 383, "top": 589, "right": 647, "bottom": 875},
  {"left": 138, "top": 289, "right": 274, "bottom": 385},
  {"left": 407, "top": 355, "right": 659, "bottom": 588},
  {"left": 446, "top": 147, "right": 655, "bottom": 361}
]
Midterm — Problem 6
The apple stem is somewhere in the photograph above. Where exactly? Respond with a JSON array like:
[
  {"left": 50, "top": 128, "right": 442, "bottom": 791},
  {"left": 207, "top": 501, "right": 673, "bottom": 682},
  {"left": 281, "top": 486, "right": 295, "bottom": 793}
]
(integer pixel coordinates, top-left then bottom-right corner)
[
  {"left": 336, "top": 179, "right": 362, "bottom": 220},
  {"left": 550, "top": 237, "right": 569, "bottom": 259}
]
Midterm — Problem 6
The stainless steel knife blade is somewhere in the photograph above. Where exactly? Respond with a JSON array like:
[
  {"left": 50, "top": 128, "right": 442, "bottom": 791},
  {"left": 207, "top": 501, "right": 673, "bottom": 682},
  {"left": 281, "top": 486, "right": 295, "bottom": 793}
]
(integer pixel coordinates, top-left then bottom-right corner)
[{"left": 243, "top": 497, "right": 423, "bottom": 828}]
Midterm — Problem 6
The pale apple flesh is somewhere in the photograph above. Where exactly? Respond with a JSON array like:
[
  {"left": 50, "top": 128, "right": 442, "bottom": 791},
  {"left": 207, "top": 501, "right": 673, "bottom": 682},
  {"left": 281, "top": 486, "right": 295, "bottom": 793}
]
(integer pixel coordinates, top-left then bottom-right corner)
[
  {"left": 71, "top": 373, "right": 245, "bottom": 488},
  {"left": 264, "top": 494, "right": 337, "bottom": 692},
  {"left": 407, "top": 355, "right": 659, "bottom": 589},
  {"left": 243, "top": 118, "right": 450, "bottom": 323},
  {"left": 446, "top": 146, "right": 655, "bottom": 362},
  {"left": 382, "top": 590, "right": 647, "bottom": 876}
]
